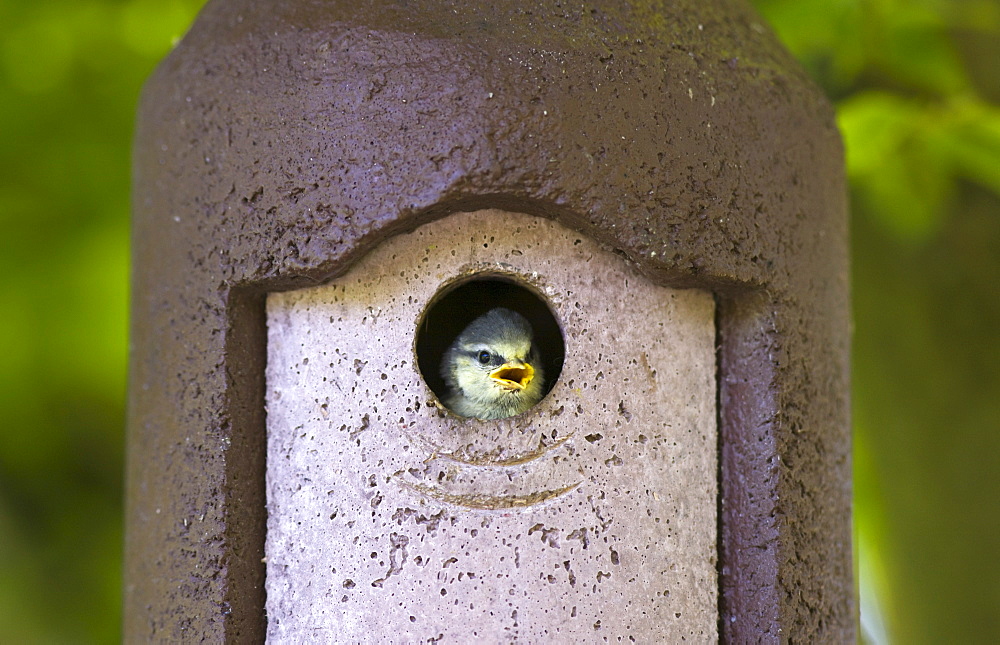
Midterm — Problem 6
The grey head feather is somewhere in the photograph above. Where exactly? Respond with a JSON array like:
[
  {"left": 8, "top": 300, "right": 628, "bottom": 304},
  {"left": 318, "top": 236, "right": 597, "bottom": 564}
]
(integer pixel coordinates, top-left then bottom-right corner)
[{"left": 454, "top": 307, "right": 533, "bottom": 347}]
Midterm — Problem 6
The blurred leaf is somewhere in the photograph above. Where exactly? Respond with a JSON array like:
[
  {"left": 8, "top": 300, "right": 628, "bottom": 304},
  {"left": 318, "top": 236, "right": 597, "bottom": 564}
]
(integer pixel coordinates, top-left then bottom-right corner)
[
  {"left": 867, "top": 0, "right": 970, "bottom": 96},
  {"left": 838, "top": 92, "right": 953, "bottom": 240},
  {"left": 751, "top": 0, "right": 866, "bottom": 96},
  {"left": 940, "top": 103, "right": 1000, "bottom": 194}
]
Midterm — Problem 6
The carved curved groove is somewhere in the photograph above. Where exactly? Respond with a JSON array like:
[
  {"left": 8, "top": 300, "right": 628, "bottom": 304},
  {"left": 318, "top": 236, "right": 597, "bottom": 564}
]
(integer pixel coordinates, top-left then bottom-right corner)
[{"left": 399, "top": 480, "right": 581, "bottom": 510}]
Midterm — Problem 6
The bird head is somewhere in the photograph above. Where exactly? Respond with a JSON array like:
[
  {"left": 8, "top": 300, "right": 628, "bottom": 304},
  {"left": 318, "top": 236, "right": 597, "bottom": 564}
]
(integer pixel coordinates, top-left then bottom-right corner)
[{"left": 441, "top": 307, "right": 545, "bottom": 419}]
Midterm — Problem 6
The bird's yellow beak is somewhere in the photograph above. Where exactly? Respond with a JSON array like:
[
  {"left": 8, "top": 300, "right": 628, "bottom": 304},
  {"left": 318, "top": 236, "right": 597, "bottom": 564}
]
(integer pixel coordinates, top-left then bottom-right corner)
[{"left": 490, "top": 361, "right": 535, "bottom": 391}]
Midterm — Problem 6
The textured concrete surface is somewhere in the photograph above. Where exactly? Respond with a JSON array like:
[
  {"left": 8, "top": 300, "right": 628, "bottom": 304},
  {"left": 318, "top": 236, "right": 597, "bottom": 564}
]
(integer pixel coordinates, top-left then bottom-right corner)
[
  {"left": 265, "top": 210, "right": 716, "bottom": 641},
  {"left": 129, "top": 0, "right": 851, "bottom": 640}
]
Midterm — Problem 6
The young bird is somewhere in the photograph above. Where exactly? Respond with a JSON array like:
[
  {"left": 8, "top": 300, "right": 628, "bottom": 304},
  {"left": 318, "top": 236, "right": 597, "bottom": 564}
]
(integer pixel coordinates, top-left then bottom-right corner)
[{"left": 441, "top": 307, "right": 545, "bottom": 420}]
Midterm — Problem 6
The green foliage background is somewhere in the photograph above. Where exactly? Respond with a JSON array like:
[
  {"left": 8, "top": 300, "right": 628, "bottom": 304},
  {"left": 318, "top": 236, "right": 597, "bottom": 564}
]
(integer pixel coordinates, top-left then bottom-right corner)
[{"left": 0, "top": 0, "right": 997, "bottom": 642}]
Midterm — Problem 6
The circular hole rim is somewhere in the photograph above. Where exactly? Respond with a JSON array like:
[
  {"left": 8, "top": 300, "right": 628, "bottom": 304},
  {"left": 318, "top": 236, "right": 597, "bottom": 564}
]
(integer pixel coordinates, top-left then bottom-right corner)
[{"left": 414, "top": 268, "right": 565, "bottom": 420}]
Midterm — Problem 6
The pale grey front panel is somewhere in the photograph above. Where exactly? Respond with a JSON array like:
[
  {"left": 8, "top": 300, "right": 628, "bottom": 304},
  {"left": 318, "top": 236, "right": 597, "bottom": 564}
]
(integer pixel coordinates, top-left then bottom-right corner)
[{"left": 265, "top": 210, "right": 717, "bottom": 642}]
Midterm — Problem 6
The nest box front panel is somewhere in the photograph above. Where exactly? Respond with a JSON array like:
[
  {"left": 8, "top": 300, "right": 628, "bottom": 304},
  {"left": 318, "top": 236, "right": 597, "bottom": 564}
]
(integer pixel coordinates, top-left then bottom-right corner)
[{"left": 265, "top": 209, "right": 717, "bottom": 641}]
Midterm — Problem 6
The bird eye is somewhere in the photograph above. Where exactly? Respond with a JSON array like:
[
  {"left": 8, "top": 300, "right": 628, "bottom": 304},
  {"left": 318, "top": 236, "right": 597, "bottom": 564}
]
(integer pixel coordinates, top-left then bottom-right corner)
[{"left": 478, "top": 350, "right": 491, "bottom": 364}]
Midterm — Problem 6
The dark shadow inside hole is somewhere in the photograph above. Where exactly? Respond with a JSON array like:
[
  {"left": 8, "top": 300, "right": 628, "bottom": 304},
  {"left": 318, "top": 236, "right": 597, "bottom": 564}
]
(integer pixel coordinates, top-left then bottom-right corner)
[{"left": 416, "top": 275, "right": 565, "bottom": 411}]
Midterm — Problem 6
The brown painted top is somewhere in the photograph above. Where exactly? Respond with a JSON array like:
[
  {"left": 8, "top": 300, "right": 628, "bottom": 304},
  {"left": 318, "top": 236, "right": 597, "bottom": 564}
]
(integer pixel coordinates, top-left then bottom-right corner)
[{"left": 128, "top": 0, "right": 851, "bottom": 642}]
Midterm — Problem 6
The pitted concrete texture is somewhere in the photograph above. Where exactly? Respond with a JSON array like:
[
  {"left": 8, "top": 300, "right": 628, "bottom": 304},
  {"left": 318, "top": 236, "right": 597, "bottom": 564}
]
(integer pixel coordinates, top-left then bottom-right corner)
[{"left": 265, "top": 209, "right": 717, "bottom": 641}]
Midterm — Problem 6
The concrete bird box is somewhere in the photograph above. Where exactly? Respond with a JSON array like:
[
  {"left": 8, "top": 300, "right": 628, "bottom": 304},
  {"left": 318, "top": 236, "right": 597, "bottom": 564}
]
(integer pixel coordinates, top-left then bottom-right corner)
[{"left": 127, "top": 0, "right": 851, "bottom": 642}]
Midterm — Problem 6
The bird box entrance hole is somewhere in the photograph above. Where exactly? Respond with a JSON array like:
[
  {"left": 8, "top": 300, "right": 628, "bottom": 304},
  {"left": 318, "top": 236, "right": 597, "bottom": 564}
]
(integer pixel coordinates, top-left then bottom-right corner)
[
  {"left": 415, "top": 274, "right": 564, "bottom": 418},
  {"left": 263, "top": 209, "right": 718, "bottom": 641}
]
